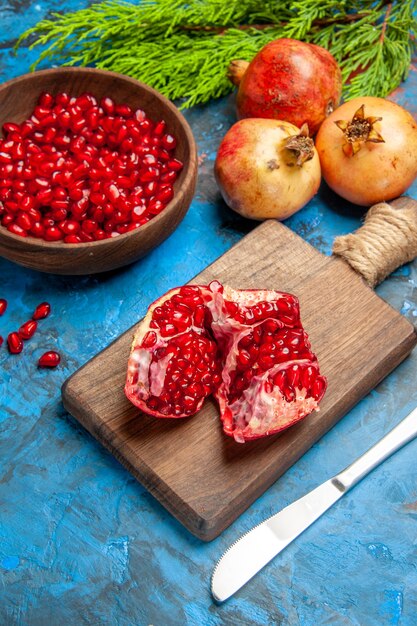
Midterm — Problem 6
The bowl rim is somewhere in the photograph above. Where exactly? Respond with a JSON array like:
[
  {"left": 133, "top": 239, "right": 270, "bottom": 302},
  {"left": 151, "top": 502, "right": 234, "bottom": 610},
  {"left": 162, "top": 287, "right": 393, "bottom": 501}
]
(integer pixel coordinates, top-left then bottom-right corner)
[{"left": 0, "top": 66, "right": 198, "bottom": 250}]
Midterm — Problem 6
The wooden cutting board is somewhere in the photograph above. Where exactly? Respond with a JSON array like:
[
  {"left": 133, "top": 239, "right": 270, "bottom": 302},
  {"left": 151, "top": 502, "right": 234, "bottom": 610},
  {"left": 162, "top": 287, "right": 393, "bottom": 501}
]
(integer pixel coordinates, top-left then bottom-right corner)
[{"left": 62, "top": 220, "right": 417, "bottom": 541}]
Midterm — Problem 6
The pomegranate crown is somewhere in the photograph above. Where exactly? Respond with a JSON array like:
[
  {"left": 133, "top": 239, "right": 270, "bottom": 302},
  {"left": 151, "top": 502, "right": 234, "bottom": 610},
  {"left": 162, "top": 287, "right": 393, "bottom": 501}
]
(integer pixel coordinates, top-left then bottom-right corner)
[
  {"left": 335, "top": 104, "right": 384, "bottom": 157},
  {"left": 284, "top": 124, "right": 315, "bottom": 167}
]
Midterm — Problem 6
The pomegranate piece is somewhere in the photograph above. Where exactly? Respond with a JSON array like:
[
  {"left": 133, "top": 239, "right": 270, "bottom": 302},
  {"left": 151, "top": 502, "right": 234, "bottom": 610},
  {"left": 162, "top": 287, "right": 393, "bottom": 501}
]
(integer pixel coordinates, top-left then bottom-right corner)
[
  {"left": 125, "top": 284, "right": 221, "bottom": 418},
  {"left": 38, "top": 351, "right": 61, "bottom": 368},
  {"left": 125, "top": 281, "right": 327, "bottom": 442},
  {"left": 32, "top": 301, "right": 51, "bottom": 320},
  {"left": 7, "top": 332, "right": 23, "bottom": 354},
  {"left": 0, "top": 298, "right": 7, "bottom": 315}
]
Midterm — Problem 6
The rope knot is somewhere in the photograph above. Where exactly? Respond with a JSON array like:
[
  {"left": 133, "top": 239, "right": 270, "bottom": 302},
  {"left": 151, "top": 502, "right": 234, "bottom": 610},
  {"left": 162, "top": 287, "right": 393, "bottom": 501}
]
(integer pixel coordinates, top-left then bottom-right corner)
[{"left": 332, "top": 198, "right": 417, "bottom": 287}]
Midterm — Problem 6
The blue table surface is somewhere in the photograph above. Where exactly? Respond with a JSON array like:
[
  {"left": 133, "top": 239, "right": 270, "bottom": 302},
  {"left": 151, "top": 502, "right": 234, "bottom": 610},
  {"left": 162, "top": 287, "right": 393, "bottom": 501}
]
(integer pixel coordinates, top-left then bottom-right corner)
[{"left": 1, "top": 3, "right": 417, "bottom": 625}]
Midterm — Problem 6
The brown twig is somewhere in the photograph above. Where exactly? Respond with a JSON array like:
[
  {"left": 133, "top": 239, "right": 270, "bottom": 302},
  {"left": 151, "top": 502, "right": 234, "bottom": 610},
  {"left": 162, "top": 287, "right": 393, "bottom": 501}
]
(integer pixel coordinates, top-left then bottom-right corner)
[
  {"left": 379, "top": 3, "right": 393, "bottom": 43},
  {"left": 180, "top": 10, "right": 376, "bottom": 34}
]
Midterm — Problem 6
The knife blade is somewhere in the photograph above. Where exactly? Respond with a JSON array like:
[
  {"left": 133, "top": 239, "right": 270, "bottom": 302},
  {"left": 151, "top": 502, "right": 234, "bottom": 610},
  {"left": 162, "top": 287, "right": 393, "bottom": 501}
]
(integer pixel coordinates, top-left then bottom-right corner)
[{"left": 211, "top": 405, "right": 417, "bottom": 602}]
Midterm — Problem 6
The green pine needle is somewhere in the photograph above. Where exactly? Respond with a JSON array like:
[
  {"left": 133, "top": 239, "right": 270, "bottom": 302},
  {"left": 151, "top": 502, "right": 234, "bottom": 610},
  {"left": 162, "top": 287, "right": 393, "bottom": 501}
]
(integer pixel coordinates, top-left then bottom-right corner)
[{"left": 16, "top": 0, "right": 417, "bottom": 108}]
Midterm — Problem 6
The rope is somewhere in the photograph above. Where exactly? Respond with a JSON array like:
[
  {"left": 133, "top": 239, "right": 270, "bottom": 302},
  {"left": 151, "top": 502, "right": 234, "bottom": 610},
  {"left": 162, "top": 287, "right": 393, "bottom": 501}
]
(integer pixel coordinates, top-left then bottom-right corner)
[{"left": 332, "top": 200, "right": 417, "bottom": 287}]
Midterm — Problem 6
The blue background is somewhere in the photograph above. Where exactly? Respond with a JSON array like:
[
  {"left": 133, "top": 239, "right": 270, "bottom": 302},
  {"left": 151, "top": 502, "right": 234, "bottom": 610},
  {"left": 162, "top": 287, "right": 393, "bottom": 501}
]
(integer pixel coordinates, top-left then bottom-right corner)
[{"left": 1, "top": 2, "right": 417, "bottom": 625}]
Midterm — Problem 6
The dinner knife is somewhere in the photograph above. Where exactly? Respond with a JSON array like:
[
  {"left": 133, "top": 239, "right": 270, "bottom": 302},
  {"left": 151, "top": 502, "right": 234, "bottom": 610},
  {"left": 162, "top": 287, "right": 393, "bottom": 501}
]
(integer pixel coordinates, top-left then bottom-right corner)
[{"left": 211, "top": 405, "right": 417, "bottom": 602}]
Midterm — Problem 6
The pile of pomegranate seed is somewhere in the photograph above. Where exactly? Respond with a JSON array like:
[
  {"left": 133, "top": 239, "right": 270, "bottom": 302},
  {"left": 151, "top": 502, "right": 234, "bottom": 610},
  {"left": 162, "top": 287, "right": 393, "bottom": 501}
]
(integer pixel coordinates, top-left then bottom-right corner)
[
  {"left": 0, "top": 92, "right": 183, "bottom": 242},
  {"left": 0, "top": 298, "right": 60, "bottom": 367}
]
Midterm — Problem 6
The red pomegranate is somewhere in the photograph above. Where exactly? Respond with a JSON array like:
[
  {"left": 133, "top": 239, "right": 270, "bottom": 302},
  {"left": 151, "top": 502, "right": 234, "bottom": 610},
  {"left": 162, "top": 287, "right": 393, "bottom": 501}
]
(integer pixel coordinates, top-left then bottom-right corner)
[
  {"left": 230, "top": 38, "right": 342, "bottom": 136},
  {"left": 125, "top": 281, "right": 326, "bottom": 443}
]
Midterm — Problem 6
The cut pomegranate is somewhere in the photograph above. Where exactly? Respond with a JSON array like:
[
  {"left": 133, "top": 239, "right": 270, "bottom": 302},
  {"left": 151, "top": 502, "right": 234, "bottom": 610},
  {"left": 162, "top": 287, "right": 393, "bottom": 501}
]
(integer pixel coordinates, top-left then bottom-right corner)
[
  {"left": 38, "top": 351, "right": 60, "bottom": 368},
  {"left": 125, "top": 284, "right": 221, "bottom": 418},
  {"left": 125, "top": 281, "right": 326, "bottom": 442}
]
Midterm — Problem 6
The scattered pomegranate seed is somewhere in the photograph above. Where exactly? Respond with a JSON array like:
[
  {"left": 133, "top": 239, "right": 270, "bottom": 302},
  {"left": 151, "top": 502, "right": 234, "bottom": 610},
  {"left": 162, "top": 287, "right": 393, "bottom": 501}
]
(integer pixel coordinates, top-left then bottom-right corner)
[
  {"left": 7, "top": 332, "right": 23, "bottom": 354},
  {"left": 0, "top": 92, "right": 183, "bottom": 243},
  {"left": 18, "top": 320, "right": 38, "bottom": 340},
  {"left": 38, "top": 351, "right": 60, "bottom": 368},
  {"left": 0, "top": 298, "right": 7, "bottom": 315},
  {"left": 0, "top": 336, "right": 3, "bottom": 347},
  {"left": 32, "top": 301, "right": 51, "bottom": 320}
]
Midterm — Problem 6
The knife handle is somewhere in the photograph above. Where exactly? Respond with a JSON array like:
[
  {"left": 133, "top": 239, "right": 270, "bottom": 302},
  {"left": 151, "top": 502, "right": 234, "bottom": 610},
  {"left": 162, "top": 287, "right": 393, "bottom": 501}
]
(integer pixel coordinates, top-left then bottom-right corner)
[{"left": 335, "top": 406, "right": 417, "bottom": 491}]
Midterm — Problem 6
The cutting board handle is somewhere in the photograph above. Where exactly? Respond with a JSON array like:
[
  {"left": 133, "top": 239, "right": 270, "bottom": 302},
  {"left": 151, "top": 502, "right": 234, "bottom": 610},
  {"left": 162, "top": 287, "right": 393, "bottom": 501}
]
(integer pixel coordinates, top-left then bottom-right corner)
[{"left": 332, "top": 196, "right": 417, "bottom": 287}]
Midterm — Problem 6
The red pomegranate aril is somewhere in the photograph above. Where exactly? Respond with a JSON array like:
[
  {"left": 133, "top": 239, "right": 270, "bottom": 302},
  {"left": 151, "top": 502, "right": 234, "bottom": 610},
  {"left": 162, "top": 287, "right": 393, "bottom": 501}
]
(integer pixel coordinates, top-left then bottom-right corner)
[
  {"left": 147, "top": 200, "right": 164, "bottom": 215},
  {"left": 38, "top": 351, "right": 61, "bottom": 368},
  {"left": 101, "top": 97, "right": 115, "bottom": 114},
  {"left": 79, "top": 231, "right": 95, "bottom": 242},
  {"left": 167, "top": 158, "right": 183, "bottom": 172},
  {"left": 31, "top": 221, "right": 45, "bottom": 237},
  {"left": 3, "top": 122, "right": 20, "bottom": 135},
  {"left": 7, "top": 332, "right": 23, "bottom": 354},
  {"left": 51, "top": 208, "right": 68, "bottom": 222},
  {"left": 64, "top": 235, "right": 81, "bottom": 243},
  {"left": 39, "top": 92, "right": 54, "bottom": 108},
  {"left": 18, "top": 319, "right": 38, "bottom": 340},
  {"left": 33, "top": 301, "right": 51, "bottom": 320},
  {"left": 142, "top": 331, "right": 157, "bottom": 348},
  {"left": 154, "top": 120, "right": 166, "bottom": 136},
  {"left": 44, "top": 226, "right": 63, "bottom": 241},
  {"left": 161, "top": 134, "right": 177, "bottom": 150},
  {"left": 7, "top": 223, "right": 27, "bottom": 237},
  {"left": 81, "top": 219, "right": 98, "bottom": 234},
  {"left": 16, "top": 211, "right": 32, "bottom": 231},
  {"left": 156, "top": 185, "right": 173, "bottom": 204},
  {"left": 160, "top": 170, "right": 177, "bottom": 184},
  {"left": 144, "top": 181, "right": 157, "bottom": 197},
  {"left": 0, "top": 298, "right": 7, "bottom": 315},
  {"left": 27, "top": 207, "right": 41, "bottom": 222},
  {"left": 36, "top": 188, "right": 53, "bottom": 204}
]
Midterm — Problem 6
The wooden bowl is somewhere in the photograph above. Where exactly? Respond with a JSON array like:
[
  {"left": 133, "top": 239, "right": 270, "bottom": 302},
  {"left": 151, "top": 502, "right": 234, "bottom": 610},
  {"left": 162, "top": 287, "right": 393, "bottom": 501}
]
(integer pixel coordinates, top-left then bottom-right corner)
[{"left": 0, "top": 68, "right": 197, "bottom": 274}]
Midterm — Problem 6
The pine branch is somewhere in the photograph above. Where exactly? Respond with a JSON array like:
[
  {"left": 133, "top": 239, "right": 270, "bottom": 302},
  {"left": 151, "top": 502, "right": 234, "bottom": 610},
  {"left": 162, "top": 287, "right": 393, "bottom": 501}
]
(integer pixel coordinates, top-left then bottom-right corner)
[{"left": 16, "top": 0, "right": 417, "bottom": 108}]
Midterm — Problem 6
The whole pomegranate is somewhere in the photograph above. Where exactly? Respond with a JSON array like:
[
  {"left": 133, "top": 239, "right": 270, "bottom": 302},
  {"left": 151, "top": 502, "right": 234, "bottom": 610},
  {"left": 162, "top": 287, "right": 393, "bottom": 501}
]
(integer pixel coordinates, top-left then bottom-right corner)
[
  {"left": 316, "top": 96, "right": 417, "bottom": 206},
  {"left": 125, "top": 281, "right": 327, "bottom": 443},
  {"left": 230, "top": 38, "right": 342, "bottom": 135},
  {"left": 214, "top": 119, "right": 321, "bottom": 221}
]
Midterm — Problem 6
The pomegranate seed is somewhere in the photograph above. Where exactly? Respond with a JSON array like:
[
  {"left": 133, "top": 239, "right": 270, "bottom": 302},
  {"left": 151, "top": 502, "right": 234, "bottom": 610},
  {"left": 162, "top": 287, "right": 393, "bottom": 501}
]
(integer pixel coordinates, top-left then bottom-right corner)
[
  {"left": 16, "top": 212, "right": 32, "bottom": 231},
  {"left": 38, "top": 351, "right": 60, "bottom": 368},
  {"left": 33, "top": 301, "right": 51, "bottom": 320},
  {"left": 0, "top": 93, "right": 182, "bottom": 243},
  {"left": 18, "top": 320, "right": 37, "bottom": 340},
  {"left": 31, "top": 222, "right": 45, "bottom": 237},
  {"left": 142, "top": 331, "right": 157, "bottom": 348},
  {"left": 7, "top": 332, "right": 23, "bottom": 354},
  {"left": 7, "top": 223, "right": 27, "bottom": 237},
  {"left": 2, "top": 122, "right": 20, "bottom": 135},
  {"left": 64, "top": 235, "right": 82, "bottom": 243},
  {"left": 161, "top": 134, "right": 177, "bottom": 150},
  {"left": 44, "top": 226, "right": 63, "bottom": 241},
  {"left": 167, "top": 158, "right": 183, "bottom": 172},
  {"left": 0, "top": 299, "right": 7, "bottom": 315},
  {"left": 39, "top": 92, "right": 54, "bottom": 108},
  {"left": 311, "top": 377, "right": 326, "bottom": 400}
]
